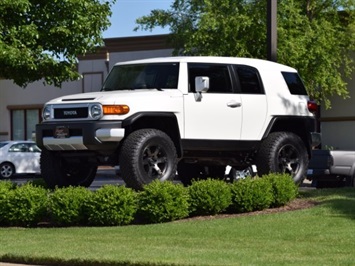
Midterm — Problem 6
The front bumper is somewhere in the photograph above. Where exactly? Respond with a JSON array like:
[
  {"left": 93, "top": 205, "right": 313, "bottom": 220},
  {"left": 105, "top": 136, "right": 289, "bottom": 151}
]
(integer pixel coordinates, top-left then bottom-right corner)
[{"left": 36, "top": 121, "right": 125, "bottom": 151}]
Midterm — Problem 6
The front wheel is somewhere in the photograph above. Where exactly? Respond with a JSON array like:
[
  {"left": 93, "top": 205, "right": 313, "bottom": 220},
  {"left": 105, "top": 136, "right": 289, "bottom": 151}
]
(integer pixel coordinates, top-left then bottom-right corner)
[
  {"left": 40, "top": 150, "right": 97, "bottom": 189},
  {"left": 256, "top": 132, "right": 308, "bottom": 184},
  {"left": 119, "top": 129, "right": 178, "bottom": 190},
  {"left": 0, "top": 162, "right": 15, "bottom": 178}
]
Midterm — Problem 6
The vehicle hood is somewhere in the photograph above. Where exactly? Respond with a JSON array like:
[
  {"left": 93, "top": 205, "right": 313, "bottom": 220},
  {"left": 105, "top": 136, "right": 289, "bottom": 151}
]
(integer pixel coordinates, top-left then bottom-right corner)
[{"left": 47, "top": 89, "right": 183, "bottom": 105}]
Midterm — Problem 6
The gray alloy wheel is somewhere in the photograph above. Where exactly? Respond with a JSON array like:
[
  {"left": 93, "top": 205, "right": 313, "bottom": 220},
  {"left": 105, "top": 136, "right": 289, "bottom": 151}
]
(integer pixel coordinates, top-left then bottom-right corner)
[
  {"left": 0, "top": 162, "right": 15, "bottom": 178},
  {"left": 257, "top": 132, "right": 309, "bottom": 184},
  {"left": 120, "top": 129, "right": 178, "bottom": 190}
]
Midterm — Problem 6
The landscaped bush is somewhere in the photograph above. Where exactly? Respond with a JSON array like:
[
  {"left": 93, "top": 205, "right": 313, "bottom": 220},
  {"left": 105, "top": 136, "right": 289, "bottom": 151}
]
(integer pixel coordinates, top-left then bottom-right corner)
[
  {"left": 0, "top": 172, "right": 299, "bottom": 227},
  {"left": 48, "top": 186, "right": 93, "bottom": 226},
  {"left": 188, "top": 178, "right": 232, "bottom": 216},
  {"left": 138, "top": 180, "right": 190, "bottom": 224},
  {"left": 0, "top": 181, "right": 17, "bottom": 225},
  {"left": 85, "top": 185, "right": 138, "bottom": 226},
  {"left": 264, "top": 173, "right": 298, "bottom": 207},
  {"left": 0, "top": 183, "right": 48, "bottom": 227},
  {"left": 230, "top": 177, "right": 273, "bottom": 213},
  {"left": 26, "top": 178, "right": 48, "bottom": 189},
  {"left": 0, "top": 180, "right": 17, "bottom": 192}
]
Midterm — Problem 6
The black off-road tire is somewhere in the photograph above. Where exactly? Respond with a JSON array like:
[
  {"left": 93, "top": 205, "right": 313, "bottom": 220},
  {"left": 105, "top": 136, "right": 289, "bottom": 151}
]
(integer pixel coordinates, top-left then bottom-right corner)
[
  {"left": 119, "top": 129, "right": 178, "bottom": 190},
  {"left": 256, "top": 132, "right": 308, "bottom": 184},
  {"left": 0, "top": 162, "right": 15, "bottom": 178},
  {"left": 40, "top": 150, "right": 97, "bottom": 189}
]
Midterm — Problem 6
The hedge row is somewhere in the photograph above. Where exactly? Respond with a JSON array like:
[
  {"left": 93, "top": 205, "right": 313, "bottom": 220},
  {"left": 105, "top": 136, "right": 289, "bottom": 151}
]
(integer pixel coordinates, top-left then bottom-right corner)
[{"left": 0, "top": 173, "right": 298, "bottom": 227}]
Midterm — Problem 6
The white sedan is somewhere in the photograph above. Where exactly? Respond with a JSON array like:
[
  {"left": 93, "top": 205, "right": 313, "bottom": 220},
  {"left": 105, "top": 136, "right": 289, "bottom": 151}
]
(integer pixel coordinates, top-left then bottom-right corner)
[{"left": 0, "top": 141, "right": 41, "bottom": 178}]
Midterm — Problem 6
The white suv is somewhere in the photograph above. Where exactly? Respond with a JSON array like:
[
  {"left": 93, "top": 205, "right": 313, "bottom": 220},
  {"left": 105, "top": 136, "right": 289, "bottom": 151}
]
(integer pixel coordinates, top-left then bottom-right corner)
[{"left": 36, "top": 56, "right": 321, "bottom": 189}]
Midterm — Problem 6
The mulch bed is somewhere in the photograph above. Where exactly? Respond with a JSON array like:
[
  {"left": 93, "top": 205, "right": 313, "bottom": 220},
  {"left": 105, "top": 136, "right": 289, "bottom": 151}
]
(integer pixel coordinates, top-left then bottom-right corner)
[{"left": 179, "top": 198, "right": 319, "bottom": 222}]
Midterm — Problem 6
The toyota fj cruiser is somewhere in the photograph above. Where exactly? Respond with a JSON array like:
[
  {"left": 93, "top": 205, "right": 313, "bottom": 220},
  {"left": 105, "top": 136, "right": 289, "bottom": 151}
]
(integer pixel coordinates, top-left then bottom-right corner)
[{"left": 36, "top": 56, "right": 321, "bottom": 189}]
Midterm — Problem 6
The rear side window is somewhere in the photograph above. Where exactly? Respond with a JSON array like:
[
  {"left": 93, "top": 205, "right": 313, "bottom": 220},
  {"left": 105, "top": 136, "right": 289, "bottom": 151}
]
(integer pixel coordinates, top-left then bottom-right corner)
[
  {"left": 282, "top": 72, "right": 308, "bottom": 95},
  {"left": 235, "top": 66, "right": 263, "bottom": 94}
]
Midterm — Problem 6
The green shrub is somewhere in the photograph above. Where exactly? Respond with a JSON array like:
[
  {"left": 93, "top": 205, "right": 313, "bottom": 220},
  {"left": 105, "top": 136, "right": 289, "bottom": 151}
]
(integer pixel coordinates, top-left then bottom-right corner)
[
  {"left": 26, "top": 178, "right": 48, "bottom": 189},
  {"left": 264, "top": 173, "right": 298, "bottom": 207},
  {"left": 188, "top": 178, "right": 232, "bottom": 216},
  {"left": 1, "top": 183, "right": 48, "bottom": 227},
  {"left": 138, "top": 180, "right": 190, "bottom": 224},
  {"left": 0, "top": 181, "right": 17, "bottom": 225},
  {"left": 0, "top": 180, "right": 17, "bottom": 191},
  {"left": 230, "top": 178, "right": 273, "bottom": 213},
  {"left": 48, "top": 186, "right": 92, "bottom": 226},
  {"left": 85, "top": 185, "right": 137, "bottom": 226}
]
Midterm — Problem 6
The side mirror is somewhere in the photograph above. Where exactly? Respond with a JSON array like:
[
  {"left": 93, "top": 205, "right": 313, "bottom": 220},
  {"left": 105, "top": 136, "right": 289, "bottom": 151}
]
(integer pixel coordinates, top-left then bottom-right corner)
[
  {"left": 194, "top": 76, "right": 209, "bottom": 102},
  {"left": 195, "top": 76, "right": 210, "bottom": 93}
]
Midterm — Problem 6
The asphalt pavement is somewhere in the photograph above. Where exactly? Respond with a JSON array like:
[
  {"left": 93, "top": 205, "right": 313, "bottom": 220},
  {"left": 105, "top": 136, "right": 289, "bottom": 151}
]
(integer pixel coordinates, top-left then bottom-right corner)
[{"left": 7, "top": 166, "right": 123, "bottom": 189}]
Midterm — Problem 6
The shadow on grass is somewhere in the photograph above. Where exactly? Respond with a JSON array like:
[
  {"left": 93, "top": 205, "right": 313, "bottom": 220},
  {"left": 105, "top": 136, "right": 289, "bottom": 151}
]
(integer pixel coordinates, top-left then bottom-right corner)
[
  {"left": 0, "top": 254, "right": 180, "bottom": 266},
  {"left": 299, "top": 187, "right": 355, "bottom": 219}
]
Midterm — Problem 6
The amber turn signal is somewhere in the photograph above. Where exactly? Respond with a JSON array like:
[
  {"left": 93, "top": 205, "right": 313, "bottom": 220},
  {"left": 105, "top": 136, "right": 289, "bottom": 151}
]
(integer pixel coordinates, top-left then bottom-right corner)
[{"left": 103, "top": 105, "right": 130, "bottom": 115}]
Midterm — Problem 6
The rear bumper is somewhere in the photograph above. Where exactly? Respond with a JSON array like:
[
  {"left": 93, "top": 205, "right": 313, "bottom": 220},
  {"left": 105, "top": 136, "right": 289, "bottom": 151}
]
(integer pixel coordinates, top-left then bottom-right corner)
[{"left": 307, "top": 168, "right": 330, "bottom": 178}]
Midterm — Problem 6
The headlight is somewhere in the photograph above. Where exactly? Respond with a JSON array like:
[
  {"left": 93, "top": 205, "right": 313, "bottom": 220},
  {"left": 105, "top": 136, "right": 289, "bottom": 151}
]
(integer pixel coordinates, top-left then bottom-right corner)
[
  {"left": 90, "top": 104, "right": 102, "bottom": 119},
  {"left": 42, "top": 105, "right": 52, "bottom": 120}
]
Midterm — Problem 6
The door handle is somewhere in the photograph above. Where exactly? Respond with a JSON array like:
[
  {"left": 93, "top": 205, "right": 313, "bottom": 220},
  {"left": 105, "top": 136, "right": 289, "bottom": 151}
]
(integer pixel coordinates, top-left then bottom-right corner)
[{"left": 227, "top": 101, "right": 242, "bottom": 108}]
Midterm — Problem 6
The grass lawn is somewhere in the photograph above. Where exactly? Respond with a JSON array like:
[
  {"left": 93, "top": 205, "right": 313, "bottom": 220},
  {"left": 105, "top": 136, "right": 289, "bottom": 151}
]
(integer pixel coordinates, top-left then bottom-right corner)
[{"left": 0, "top": 187, "right": 354, "bottom": 266}]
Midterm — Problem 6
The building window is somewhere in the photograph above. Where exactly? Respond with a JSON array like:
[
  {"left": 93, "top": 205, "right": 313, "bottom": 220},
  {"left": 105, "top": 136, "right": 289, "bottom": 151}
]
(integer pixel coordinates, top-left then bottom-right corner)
[{"left": 11, "top": 109, "right": 40, "bottom": 140}]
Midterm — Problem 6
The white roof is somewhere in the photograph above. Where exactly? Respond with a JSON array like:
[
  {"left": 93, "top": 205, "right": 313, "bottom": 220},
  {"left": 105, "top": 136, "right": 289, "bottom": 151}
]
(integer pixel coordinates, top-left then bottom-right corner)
[{"left": 114, "top": 56, "right": 297, "bottom": 72}]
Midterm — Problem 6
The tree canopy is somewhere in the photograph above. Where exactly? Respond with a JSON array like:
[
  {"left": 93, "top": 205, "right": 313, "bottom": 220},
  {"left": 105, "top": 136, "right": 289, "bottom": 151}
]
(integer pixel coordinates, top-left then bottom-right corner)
[
  {"left": 135, "top": 0, "right": 355, "bottom": 108},
  {"left": 0, "top": 0, "right": 116, "bottom": 87}
]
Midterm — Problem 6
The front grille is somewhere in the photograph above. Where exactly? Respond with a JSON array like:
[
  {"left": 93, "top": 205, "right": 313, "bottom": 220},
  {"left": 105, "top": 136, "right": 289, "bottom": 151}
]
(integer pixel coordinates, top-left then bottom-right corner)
[{"left": 54, "top": 107, "right": 88, "bottom": 119}]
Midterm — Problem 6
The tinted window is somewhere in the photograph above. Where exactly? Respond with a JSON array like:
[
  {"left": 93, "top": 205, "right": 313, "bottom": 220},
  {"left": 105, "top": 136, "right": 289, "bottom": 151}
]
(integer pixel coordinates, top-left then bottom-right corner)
[
  {"left": 235, "top": 66, "right": 263, "bottom": 94},
  {"left": 188, "top": 63, "right": 233, "bottom": 93},
  {"left": 102, "top": 63, "right": 179, "bottom": 91},
  {"left": 29, "top": 143, "right": 41, "bottom": 152},
  {"left": 9, "top": 143, "right": 29, "bottom": 152},
  {"left": 282, "top": 72, "right": 308, "bottom": 95}
]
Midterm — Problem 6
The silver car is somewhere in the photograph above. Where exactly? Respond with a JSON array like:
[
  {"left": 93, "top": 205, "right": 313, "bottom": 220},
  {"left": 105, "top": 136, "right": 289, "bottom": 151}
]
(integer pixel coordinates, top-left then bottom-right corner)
[{"left": 0, "top": 141, "right": 41, "bottom": 178}]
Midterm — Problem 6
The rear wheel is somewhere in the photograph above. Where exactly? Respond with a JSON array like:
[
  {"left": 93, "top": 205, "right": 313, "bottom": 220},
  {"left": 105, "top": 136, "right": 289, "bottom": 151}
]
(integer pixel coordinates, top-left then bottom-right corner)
[
  {"left": 256, "top": 132, "right": 308, "bottom": 184},
  {"left": 0, "top": 162, "right": 15, "bottom": 178},
  {"left": 119, "top": 129, "right": 178, "bottom": 190},
  {"left": 40, "top": 150, "right": 97, "bottom": 189}
]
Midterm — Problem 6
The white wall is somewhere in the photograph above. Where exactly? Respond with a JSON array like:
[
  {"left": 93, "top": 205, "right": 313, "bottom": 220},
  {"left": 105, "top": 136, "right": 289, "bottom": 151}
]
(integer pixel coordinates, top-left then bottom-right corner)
[
  {"left": 321, "top": 121, "right": 355, "bottom": 150},
  {"left": 319, "top": 76, "right": 355, "bottom": 150},
  {"left": 0, "top": 79, "right": 81, "bottom": 140},
  {"left": 108, "top": 49, "right": 173, "bottom": 69}
]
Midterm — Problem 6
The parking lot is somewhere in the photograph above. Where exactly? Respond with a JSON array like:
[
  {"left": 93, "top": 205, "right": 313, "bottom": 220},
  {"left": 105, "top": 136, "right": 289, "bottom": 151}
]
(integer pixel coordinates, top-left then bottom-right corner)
[{"left": 7, "top": 167, "right": 124, "bottom": 190}]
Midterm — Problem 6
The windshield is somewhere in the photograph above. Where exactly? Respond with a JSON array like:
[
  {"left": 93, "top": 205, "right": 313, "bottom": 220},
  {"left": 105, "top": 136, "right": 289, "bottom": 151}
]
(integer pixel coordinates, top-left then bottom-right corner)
[{"left": 102, "top": 63, "right": 179, "bottom": 91}]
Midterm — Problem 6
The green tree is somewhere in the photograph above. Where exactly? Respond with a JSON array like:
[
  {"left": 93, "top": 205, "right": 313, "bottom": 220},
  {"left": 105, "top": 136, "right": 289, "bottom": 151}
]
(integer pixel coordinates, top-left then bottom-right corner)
[
  {"left": 135, "top": 0, "right": 355, "bottom": 108},
  {"left": 0, "top": 0, "right": 116, "bottom": 87}
]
